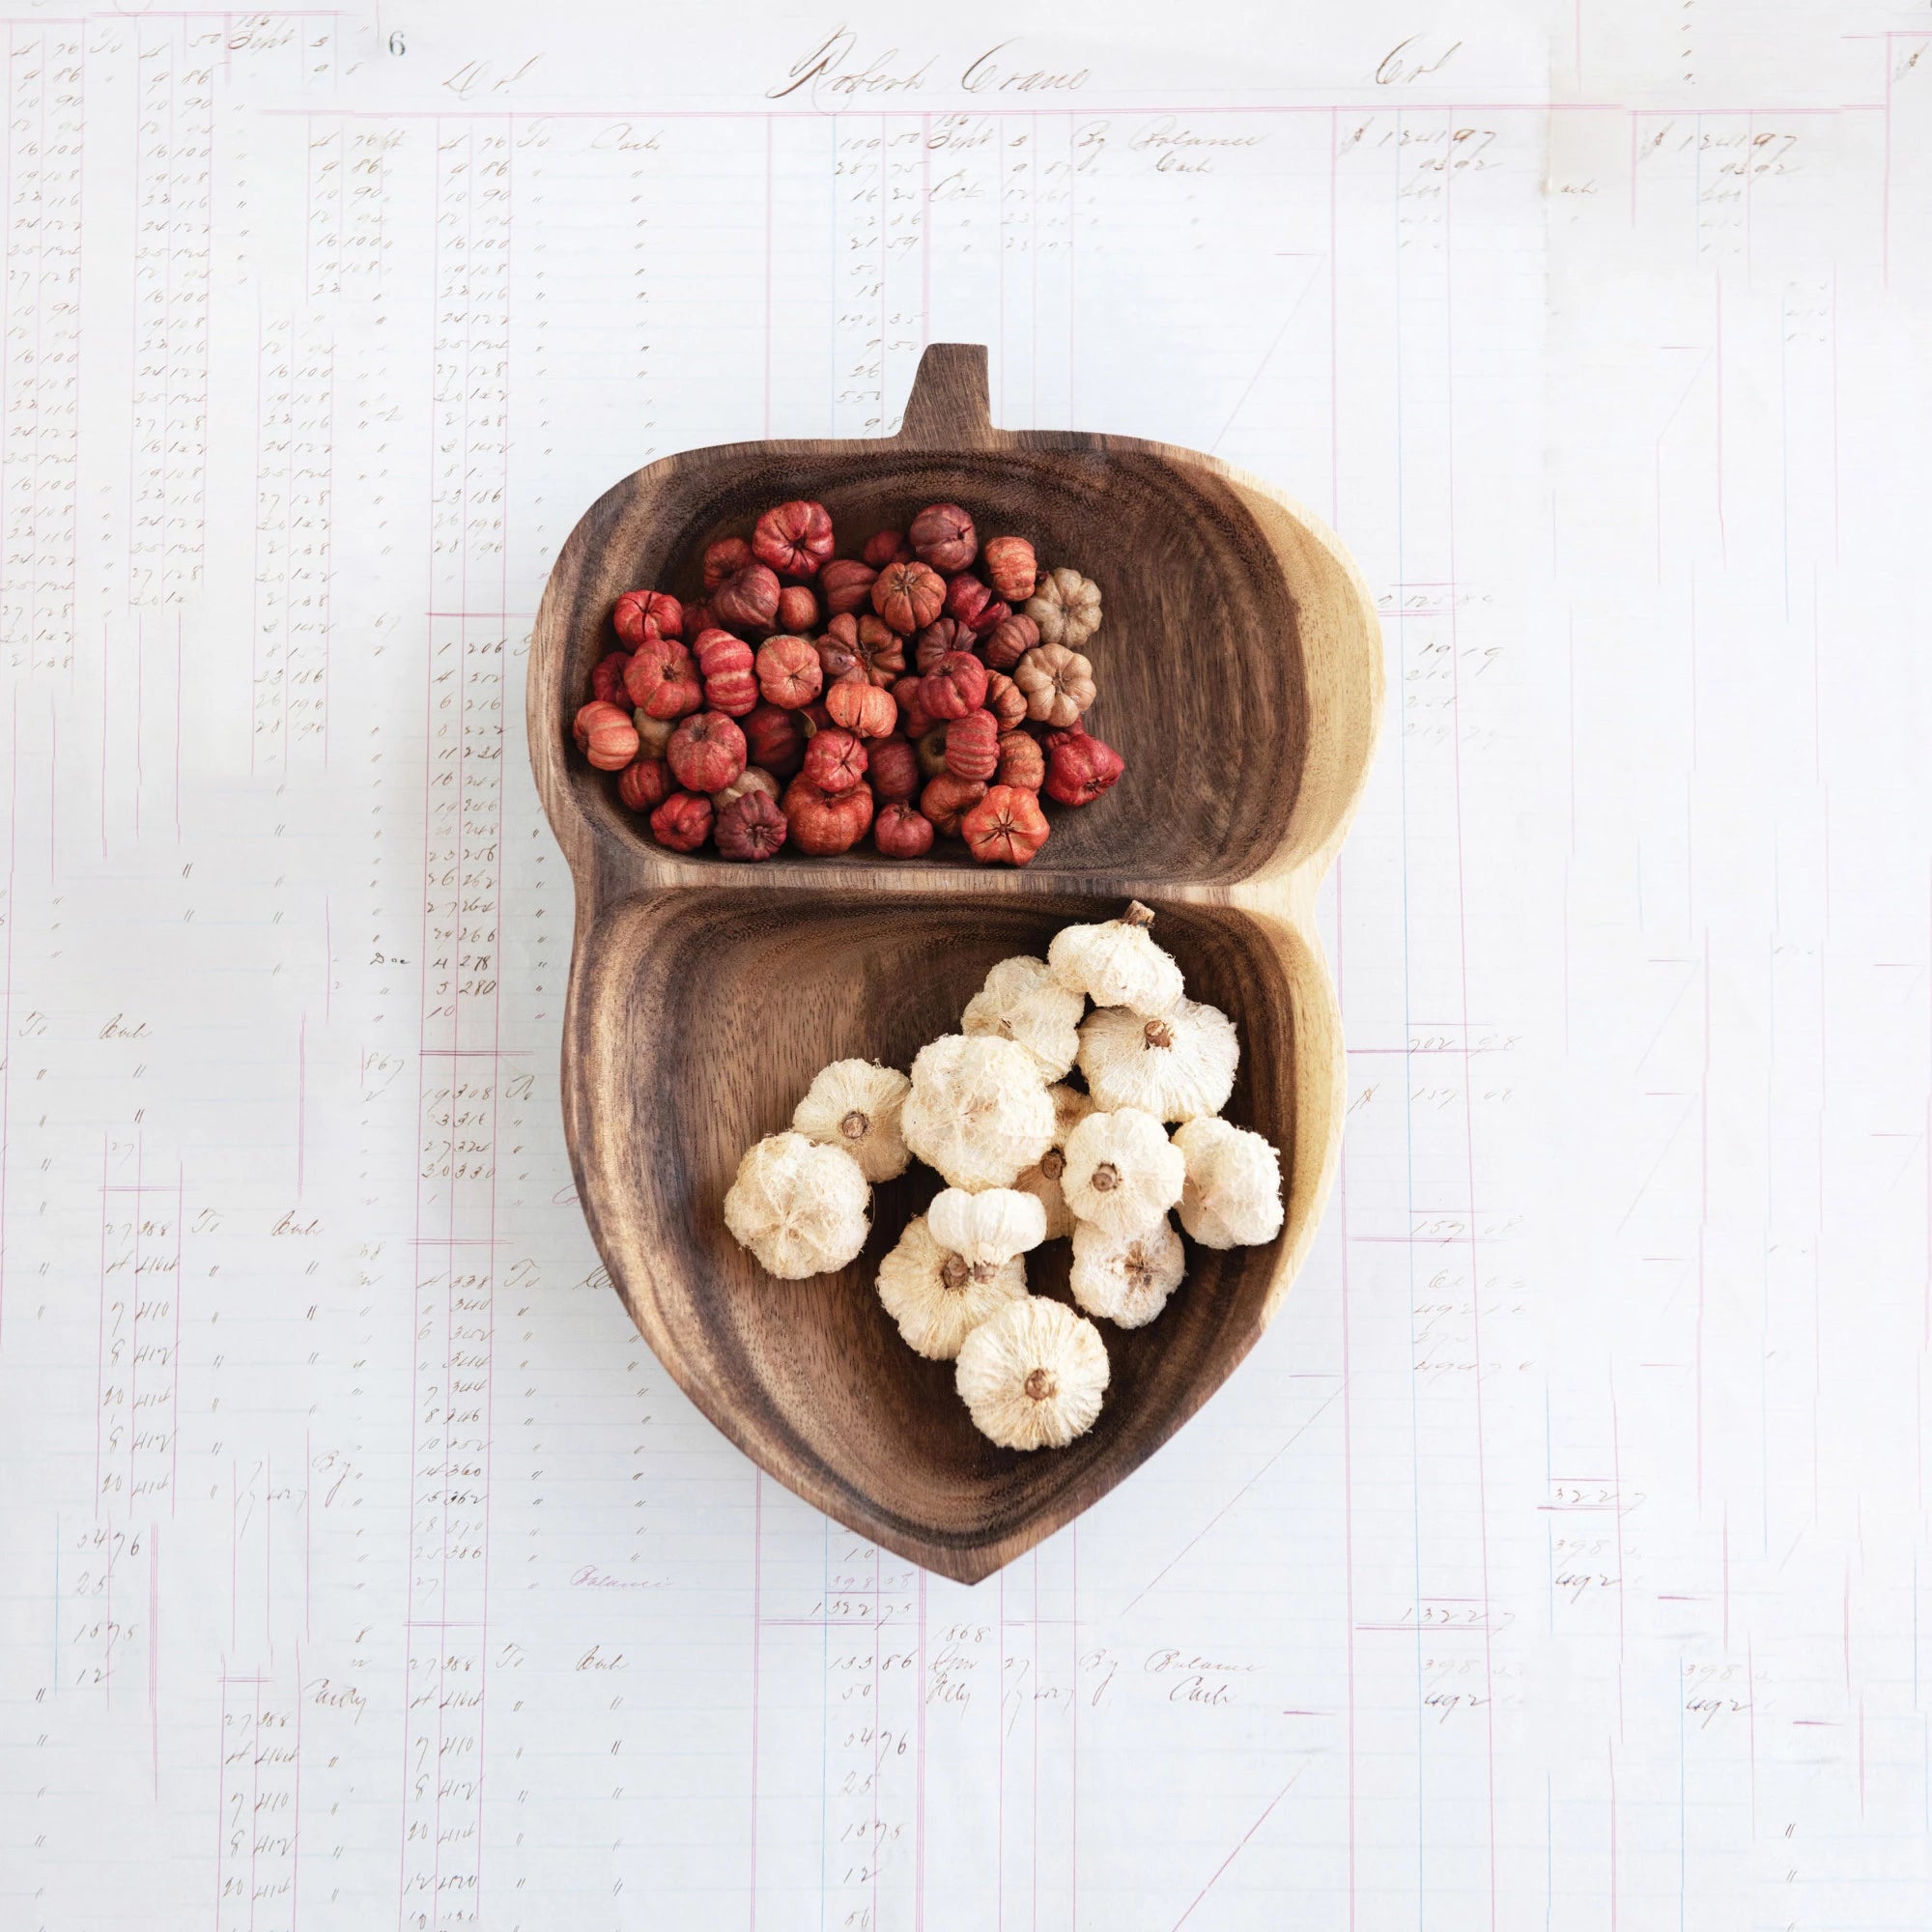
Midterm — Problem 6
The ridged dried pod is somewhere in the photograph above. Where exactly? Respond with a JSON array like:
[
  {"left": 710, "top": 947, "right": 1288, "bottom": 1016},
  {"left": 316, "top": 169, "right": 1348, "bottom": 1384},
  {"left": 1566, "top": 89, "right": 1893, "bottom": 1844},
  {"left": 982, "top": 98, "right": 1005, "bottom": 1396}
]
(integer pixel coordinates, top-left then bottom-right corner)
[
  {"left": 1078, "top": 998, "right": 1238, "bottom": 1122},
  {"left": 873, "top": 801, "right": 935, "bottom": 859},
  {"left": 617, "top": 757, "right": 672, "bottom": 813},
  {"left": 624, "top": 637, "right": 703, "bottom": 721},
  {"left": 980, "top": 536, "right": 1037, "bottom": 603},
  {"left": 867, "top": 736, "right": 920, "bottom": 803},
  {"left": 752, "top": 499, "right": 835, "bottom": 579},
  {"left": 901, "top": 1033, "right": 1056, "bottom": 1190},
  {"left": 1061, "top": 1107, "right": 1184, "bottom": 1236},
  {"left": 1043, "top": 727, "right": 1124, "bottom": 806},
  {"left": 755, "top": 636, "right": 824, "bottom": 710},
  {"left": 983, "top": 611, "right": 1039, "bottom": 672},
  {"left": 921, "top": 651, "right": 987, "bottom": 722},
  {"left": 1172, "top": 1117, "right": 1284, "bottom": 1248},
  {"left": 877, "top": 1216, "right": 1025, "bottom": 1361},
  {"left": 1013, "top": 1085, "right": 1095, "bottom": 1239},
  {"left": 667, "top": 710, "right": 748, "bottom": 795},
  {"left": 648, "top": 789, "right": 713, "bottom": 853},
  {"left": 920, "top": 773, "right": 985, "bottom": 839},
  {"left": 1048, "top": 902, "right": 1184, "bottom": 1012},
  {"left": 893, "top": 673, "right": 934, "bottom": 739},
  {"left": 826, "top": 677, "right": 898, "bottom": 740},
  {"left": 723, "top": 1130, "right": 870, "bottom": 1279},
  {"left": 962, "top": 784, "right": 1050, "bottom": 867},
  {"left": 909, "top": 501, "right": 979, "bottom": 573},
  {"left": 872, "top": 560, "right": 947, "bottom": 635},
  {"left": 943, "top": 573, "right": 1006, "bottom": 637},
  {"left": 714, "top": 765, "right": 781, "bottom": 809},
  {"left": 996, "top": 731, "right": 1045, "bottom": 791},
  {"left": 984, "top": 672, "right": 1028, "bottom": 732},
  {"left": 613, "top": 588, "right": 684, "bottom": 646},
  {"left": 850, "top": 614, "right": 906, "bottom": 686},
  {"left": 714, "top": 790, "right": 788, "bottom": 863},
  {"left": 695, "top": 630, "right": 759, "bottom": 717},
  {"left": 591, "top": 652, "right": 633, "bottom": 706},
  {"left": 743, "top": 703, "right": 806, "bottom": 780},
  {"left": 781, "top": 777, "right": 874, "bottom": 856},
  {"left": 802, "top": 726, "right": 868, "bottom": 796},
  {"left": 1069, "top": 1216, "right": 1185, "bottom": 1328},
  {"left": 1013, "top": 643, "right": 1095, "bottom": 728},
  {"left": 914, "top": 616, "right": 975, "bottom": 674},
  {"left": 962, "top": 955, "right": 1084, "bottom": 1081},
  {"left": 955, "top": 1296, "right": 1109, "bottom": 1450},
  {"left": 928, "top": 1186, "right": 1047, "bottom": 1266},
  {"left": 776, "top": 584, "right": 820, "bottom": 636},
  {"left": 814, "top": 631, "right": 864, "bottom": 685},
  {"left": 819, "top": 557, "right": 879, "bottom": 617},
  {"left": 792, "top": 1058, "right": 912, "bottom": 1182},
  {"left": 864, "top": 528, "right": 914, "bottom": 569},
  {"left": 945, "top": 709, "right": 1000, "bottom": 783},
  {"left": 702, "top": 536, "right": 754, "bottom": 590},
  {"left": 714, "top": 562, "right": 783, "bottom": 633},
  {"left": 576, "top": 700, "right": 640, "bottom": 771},
  {"left": 1024, "top": 566, "right": 1102, "bottom": 650}
]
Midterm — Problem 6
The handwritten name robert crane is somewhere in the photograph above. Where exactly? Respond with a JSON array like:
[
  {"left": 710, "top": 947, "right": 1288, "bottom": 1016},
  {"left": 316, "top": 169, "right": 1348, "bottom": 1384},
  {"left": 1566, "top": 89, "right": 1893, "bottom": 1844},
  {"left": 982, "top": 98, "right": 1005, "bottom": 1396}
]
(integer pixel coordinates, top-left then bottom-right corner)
[{"left": 769, "top": 31, "right": 1089, "bottom": 105}]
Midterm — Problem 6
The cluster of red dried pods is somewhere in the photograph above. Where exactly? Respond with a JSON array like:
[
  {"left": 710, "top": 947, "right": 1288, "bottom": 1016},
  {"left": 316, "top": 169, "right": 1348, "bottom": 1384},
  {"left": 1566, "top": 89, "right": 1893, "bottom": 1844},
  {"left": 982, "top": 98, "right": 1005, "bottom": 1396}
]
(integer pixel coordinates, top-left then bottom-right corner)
[{"left": 569, "top": 497, "right": 1124, "bottom": 865}]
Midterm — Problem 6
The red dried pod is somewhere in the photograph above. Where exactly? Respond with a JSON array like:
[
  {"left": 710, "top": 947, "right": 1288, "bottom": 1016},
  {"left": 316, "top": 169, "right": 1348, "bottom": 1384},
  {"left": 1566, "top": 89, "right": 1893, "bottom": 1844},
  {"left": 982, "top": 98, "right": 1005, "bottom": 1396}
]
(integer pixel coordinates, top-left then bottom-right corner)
[
  {"left": 873, "top": 802, "right": 935, "bottom": 860},
  {"left": 983, "top": 611, "right": 1039, "bottom": 671},
  {"left": 715, "top": 790, "right": 789, "bottom": 863},
  {"left": 1043, "top": 726, "right": 1124, "bottom": 807},
  {"left": 920, "top": 651, "right": 987, "bottom": 722},
  {"left": 915, "top": 724, "right": 952, "bottom": 781},
  {"left": 781, "top": 778, "right": 874, "bottom": 856},
  {"left": 867, "top": 736, "right": 920, "bottom": 803},
  {"left": 819, "top": 557, "right": 879, "bottom": 617},
  {"left": 913, "top": 616, "right": 974, "bottom": 674},
  {"left": 576, "top": 701, "right": 639, "bottom": 771},
  {"left": 668, "top": 710, "right": 748, "bottom": 794},
  {"left": 613, "top": 588, "right": 684, "bottom": 645},
  {"left": 920, "top": 773, "right": 986, "bottom": 839},
  {"left": 910, "top": 502, "right": 978, "bottom": 573},
  {"left": 624, "top": 637, "right": 702, "bottom": 721},
  {"left": 649, "top": 790, "right": 713, "bottom": 853},
  {"left": 743, "top": 704, "right": 806, "bottom": 780},
  {"left": 802, "top": 726, "right": 868, "bottom": 796},
  {"left": 695, "top": 629, "right": 759, "bottom": 717},
  {"left": 984, "top": 670, "right": 1027, "bottom": 731},
  {"left": 752, "top": 499, "right": 835, "bottom": 579},
  {"left": 702, "top": 537, "right": 754, "bottom": 590},
  {"left": 943, "top": 573, "right": 1007, "bottom": 637},
  {"left": 826, "top": 677, "right": 897, "bottom": 740},
  {"left": 980, "top": 536, "right": 1037, "bottom": 603},
  {"left": 851, "top": 614, "right": 906, "bottom": 686},
  {"left": 618, "top": 757, "right": 674, "bottom": 813},
  {"left": 713, "top": 563, "right": 783, "bottom": 634},
  {"left": 863, "top": 528, "right": 914, "bottom": 569},
  {"left": 962, "top": 783, "right": 1050, "bottom": 867},
  {"left": 777, "top": 584, "right": 820, "bottom": 635},
  {"left": 871, "top": 560, "right": 947, "bottom": 636},
  {"left": 590, "top": 652, "right": 633, "bottom": 706},
  {"left": 996, "top": 731, "right": 1045, "bottom": 791},
  {"left": 755, "top": 635, "right": 823, "bottom": 710},
  {"left": 814, "top": 630, "right": 864, "bottom": 684},
  {"left": 945, "top": 709, "right": 1000, "bottom": 783},
  {"left": 893, "top": 674, "right": 933, "bottom": 740}
]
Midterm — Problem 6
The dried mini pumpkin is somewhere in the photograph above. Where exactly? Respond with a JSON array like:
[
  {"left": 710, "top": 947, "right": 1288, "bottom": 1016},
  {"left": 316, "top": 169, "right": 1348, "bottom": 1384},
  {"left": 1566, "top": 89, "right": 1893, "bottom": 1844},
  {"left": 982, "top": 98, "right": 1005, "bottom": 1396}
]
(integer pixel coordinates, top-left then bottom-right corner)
[
  {"left": 901, "top": 1034, "right": 1056, "bottom": 1191},
  {"left": 877, "top": 1215, "right": 1024, "bottom": 1361},
  {"left": 695, "top": 630, "right": 758, "bottom": 717},
  {"left": 1024, "top": 566, "right": 1102, "bottom": 650},
  {"left": 1078, "top": 997, "right": 1238, "bottom": 1123},
  {"left": 962, "top": 954, "right": 1084, "bottom": 1080},
  {"left": 752, "top": 498, "right": 835, "bottom": 579},
  {"left": 920, "top": 773, "right": 985, "bottom": 839},
  {"left": 781, "top": 777, "right": 873, "bottom": 856},
  {"left": 624, "top": 637, "right": 702, "bottom": 721},
  {"left": 921, "top": 651, "right": 987, "bottom": 722},
  {"left": 1069, "top": 1215, "right": 1185, "bottom": 1329},
  {"left": 1172, "top": 1117, "right": 1284, "bottom": 1248},
  {"left": 872, "top": 560, "right": 947, "bottom": 635},
  {"left": 961, "top": 784, "right": 1050, "bottom": 867},
  {"left": 755, "top": 635, "right": 823, "bottom": 710},
  {"left": 1013, "top": 643, "right": 1095, "bottom": 728},
  {"left": 1048, "top": 902, "right": 1184, "bottom": 1013},
  {"left": 826, "top": 677, "right": 897, "bottom": 740},
  {"left": 613, "top": 588, "right": 683, "bottom": 646},
  {"left": 873, "top": 801, "right": 934, "bottom": 859},
  {"left": 792, "top": 1059, "right": 912, "bottom": 1182},
  {"left": 713, "top": 561, "right": 783, "bottom": 633},
  {"left": 724, "top": 1130, "right": 870, "bottom": 1279},
  {"left": 955, "top": 1296, "right": 1109, "bottom": 1450},
  {"left": 945, "top": 710, "right": 1000, "bottom": 783},
  {"left": 1061, "top": 1106, "right": 1184, "bottom": 1236}
]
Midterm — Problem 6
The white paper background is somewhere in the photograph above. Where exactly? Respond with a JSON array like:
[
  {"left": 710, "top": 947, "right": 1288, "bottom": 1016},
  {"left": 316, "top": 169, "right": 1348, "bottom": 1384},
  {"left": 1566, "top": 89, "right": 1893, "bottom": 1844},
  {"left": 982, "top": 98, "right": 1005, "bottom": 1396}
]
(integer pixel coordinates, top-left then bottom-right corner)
[{"left": 2, "top": 1, "right": 1929, "bottom": 1925}]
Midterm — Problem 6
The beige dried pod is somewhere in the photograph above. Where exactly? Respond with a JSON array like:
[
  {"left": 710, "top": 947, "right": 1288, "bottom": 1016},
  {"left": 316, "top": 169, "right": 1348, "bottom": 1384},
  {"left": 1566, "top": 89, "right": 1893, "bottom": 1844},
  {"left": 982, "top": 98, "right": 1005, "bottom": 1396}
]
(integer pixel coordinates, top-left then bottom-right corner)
[
  {"left": 1013, "top": 1084, "right": 1095, "bottom": 1240},
  {"left": 1173, "top": 1117, "right": 1285, "bottom": 1249},
  {"left": 1047, "top": 902, "right": 1184, "bottom": 1014},
  {"left": 723, "top": 1131, "right": 870, "bottom": 1279},
  {"left": 1062, "top": 1106, "right": 1185, "bottom": 1236},
  {"left": 927, "top": 1186, "right": 1047, "bottom": 1266},
  {"left": 791, "top": 1058, "right": 912, "bottom": 1182},
  {"left": 876, "top": 1214, "right": 1025, "bottom": 1360},
  {"left": 1069, "top": 1215, "right": 1186, "bottom": 1328},
  {"left": 900, "top": 1034, "right": 1056, "bottom": 1190},
  {"left": 1023, "top": 565, "right": 1102, "bottom": 651},
  {"left": 1077, "top": 997, "right": 1238, "bottom": 1123},
  {"left": 954, "top": 1295, "right": 1110, "bottom": 1450},
  {"left": 962, "top": 954, "right": 1085, "bottom": 1080}
]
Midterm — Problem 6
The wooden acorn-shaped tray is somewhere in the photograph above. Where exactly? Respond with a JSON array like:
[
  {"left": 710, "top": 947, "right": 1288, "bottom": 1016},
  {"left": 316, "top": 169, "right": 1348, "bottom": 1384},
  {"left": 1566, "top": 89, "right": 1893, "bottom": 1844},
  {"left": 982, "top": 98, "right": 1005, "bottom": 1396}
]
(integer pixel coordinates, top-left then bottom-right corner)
[{"left": 527, "top": 344, "right": 1382, "bottom": 1583}]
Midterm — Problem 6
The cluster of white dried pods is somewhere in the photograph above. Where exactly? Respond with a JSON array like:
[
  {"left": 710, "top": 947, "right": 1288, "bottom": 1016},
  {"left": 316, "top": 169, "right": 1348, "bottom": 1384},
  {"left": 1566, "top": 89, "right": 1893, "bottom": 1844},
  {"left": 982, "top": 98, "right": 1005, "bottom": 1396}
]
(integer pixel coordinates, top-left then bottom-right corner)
[{"left": 720, "top": 903, "right": 1286, "bottom": 1453}]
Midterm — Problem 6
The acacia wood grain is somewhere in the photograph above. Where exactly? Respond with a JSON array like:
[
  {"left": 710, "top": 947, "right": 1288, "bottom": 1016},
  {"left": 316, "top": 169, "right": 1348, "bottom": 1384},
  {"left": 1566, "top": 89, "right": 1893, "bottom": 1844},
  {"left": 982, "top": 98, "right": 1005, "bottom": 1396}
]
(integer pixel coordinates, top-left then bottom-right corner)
[{"left": 528, "top": 343, "right": 1382, "bottom": 1583}]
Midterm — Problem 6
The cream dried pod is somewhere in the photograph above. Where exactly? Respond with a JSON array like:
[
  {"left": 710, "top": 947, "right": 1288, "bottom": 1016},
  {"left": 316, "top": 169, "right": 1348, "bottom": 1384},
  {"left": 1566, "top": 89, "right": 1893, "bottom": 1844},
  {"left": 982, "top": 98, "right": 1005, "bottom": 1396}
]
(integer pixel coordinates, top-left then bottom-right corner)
[
  {"left": 1172, "top": 1117, "right": 1286, "bottom": 1249},
  {"left": 1061, "top": 1107, "right": 1185, "bottom": 1236},
  {"left": 791, "top": 1058, "right": 912, "bottom": 1182},
  {"left": 1047, "top": 902, "right": 1184, "bottom": 1014},
  {"left": 1024, "top": 565, "right": 1102, "bottom": 650},
  {"left": 927, "top": 1186, "right": 1047, "bottom": 1266},
  {"left": 1069, "top": 1215, "right": 1186, "bottom": 1329},
  {"left": 955, "top": 1295, "right": 1110, "bottom": 1450},
  {"left": 1078, "top": 997, "right": 1238, "bottom": 1123},
  {"left": 723, "top": 1131, "right": 870, "bottom": 1279},
  {"left": 876, "top": 1215, "right": 1025, "bottom": 1360},
  {"left": 961, "top": 955, "right": 1085, "bottom": 1081},
  {"left": 1013, "top": 1084, "right": 1095, "bottom": 1240},
  {"left": 900, "top": 1034, "right": 1056, "bottom": 1190}
]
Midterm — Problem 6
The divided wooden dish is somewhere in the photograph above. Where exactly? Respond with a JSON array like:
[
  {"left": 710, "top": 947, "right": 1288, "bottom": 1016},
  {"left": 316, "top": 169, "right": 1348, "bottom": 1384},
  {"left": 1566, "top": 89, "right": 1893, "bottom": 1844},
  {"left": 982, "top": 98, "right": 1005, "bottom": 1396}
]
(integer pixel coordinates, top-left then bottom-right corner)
[{"left": 527, "top": 344, "right": 1382, "bottom": 1583}]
